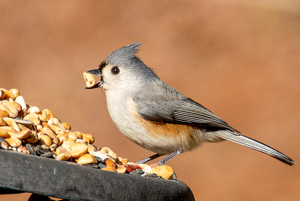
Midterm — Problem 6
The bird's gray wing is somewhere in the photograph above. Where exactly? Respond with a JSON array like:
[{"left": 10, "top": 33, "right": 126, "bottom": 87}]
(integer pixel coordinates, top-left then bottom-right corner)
[{"left": 136, "top": 97, "right": 238, "bottom": 132}]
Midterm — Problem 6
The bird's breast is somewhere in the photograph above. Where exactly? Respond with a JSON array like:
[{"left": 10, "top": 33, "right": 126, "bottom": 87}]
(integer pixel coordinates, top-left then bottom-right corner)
[{"left": 105, "top": 96, "right": 205, "bottom": 154}]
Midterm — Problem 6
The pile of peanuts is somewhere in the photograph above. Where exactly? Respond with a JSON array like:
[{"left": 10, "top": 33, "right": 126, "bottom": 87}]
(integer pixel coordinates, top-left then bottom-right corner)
[{"left": 0, "top": 87, "right": 174, "bottom": 180}]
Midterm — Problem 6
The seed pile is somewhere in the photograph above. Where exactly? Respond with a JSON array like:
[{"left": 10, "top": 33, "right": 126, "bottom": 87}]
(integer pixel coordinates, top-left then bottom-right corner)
[{"left": 0, "top": 87, "right": 174, "bottom": 180}]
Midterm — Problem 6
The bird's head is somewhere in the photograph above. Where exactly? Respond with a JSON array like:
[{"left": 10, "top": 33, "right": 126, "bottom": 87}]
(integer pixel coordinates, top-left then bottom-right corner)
[{"left": 86, "top": 42, "right": 158, "bottom": 92}]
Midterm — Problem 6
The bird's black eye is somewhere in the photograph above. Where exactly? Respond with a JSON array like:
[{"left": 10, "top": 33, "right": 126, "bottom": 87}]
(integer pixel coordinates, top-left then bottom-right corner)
[{"left": 111, "top": 66, "right": 120, "bottom": 75}]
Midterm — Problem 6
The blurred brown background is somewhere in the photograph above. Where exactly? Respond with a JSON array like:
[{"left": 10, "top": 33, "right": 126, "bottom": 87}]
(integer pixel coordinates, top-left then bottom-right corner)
[{"left": 0, "top": 1, "right": 299, "bottom": 200}]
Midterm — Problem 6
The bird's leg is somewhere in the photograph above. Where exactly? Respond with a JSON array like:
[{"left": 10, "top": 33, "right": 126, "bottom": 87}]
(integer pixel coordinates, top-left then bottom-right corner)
[
  {"left": 157, "top": 151, "right": 181, "bottom": 165},
  {"left": 135, "top": 153, "right": 161, "bottom": 164}
]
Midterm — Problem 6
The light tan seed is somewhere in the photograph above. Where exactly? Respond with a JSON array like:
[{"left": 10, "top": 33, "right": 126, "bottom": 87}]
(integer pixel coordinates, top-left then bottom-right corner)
[
  {"left": 39, "top": 110, "right": 48, "bottom": 121},
  {"left": 27, "top": 106, "right": 41, "bottom": 114},
  {"left": 47, "top": 118, "right": 60, "bottom": 126},
  {"left": 24, "top": 113, "right": 40, "bottom": 126},
  {"left": 116, "top": 164, "right": 127, "bottom": 173},
  {"left": 61, "top": 141, "right": 74, "bottom": 151},
  {"left": 76, "top": 139, "right": 88, "bottom": 144},
  {"left": 0, "top": 128, "right": 10, "bottom": 138},
  {"left": 6, "top": 133, "right": 22, "bottom": 148},
  {"left": 69, "top": 143, "right": 88, "bottom": 158},
  {"left": 62, "top": 122, "right": 71, "bottom": 130},
  {"left": 100, "top": 147, "right": 117, "bottom": 160},
  {"left": 0, "top": 109, "right": 9, "bottom": 118},
  {"left": 90, "top": 151, "right": 109, "bottom": 161},
  {"left": 83, "top": 134, "right": 95, "bottom": 144},
  {"left": 57, "top": 132, "right": 68, "bottom": 144},
  {"left": 0, "top": 126, "right": 16, "bottom": 133},
  {"left": 151, "top": 165, "right": 174, "bottom": 180},
  {"left": 42, "top": 121, "right": 50, "bottom": 128},
  {"left": 15, "top": 95, "right": 26, "bottom": 110},
  {"left": 68, "top": 132, "right": 78, "bottom": 142},
  {"left": 55, "top": 151, "right": 71, "bottom": 161},
  {"left": 48, "top": 125, "right": 62, "bottom": 134},
  {"left": 101, "top": 159, "right": 117, "bottom": 172},
  {"left": 55, "top": 146, "right": 67, "bottom": 155},
  {"left": 87, "top": 144, "right": 97, "bottom": 153},
  {"left": 43, "top": 109, "right": 56, "bottom": 120},
  {"left": 40, "top": 126, "right": 59, "bottom": 145},
  {"left": 3, "top": 117, "right": 21, "bottom": 132},
  {"left": 48, "top": 118, "right": 65, "bottom": 131},
  {"left": 25, "top": 131, "right": 39, "bottom": 144},
  {"left": 137, "top": 164, "right": 152, "bottom": 173},
  {"left": 73, "top": 131, "right": 83, "bottom": 139},
  {"left": 77, "top": 154, "right": 97, "bottom": 164},
  {"left": 3, "top": 100, "right": 18, "bottom": 116},
  {"left": 9, "top": 89, "right": 20, "bottom": 98},
  {"left": 1, "top": 101, "right": 18, "bottom": 118},
  {"left": 11, "top": 102, "right": 22, "bottom": 112},
  {"left": 0, "top": 88, "right": 15, "bottom": 100},
  {"left": 39, "top": 134, "right": 52, "bottom": 147},
  {"left": 83, "top": 72, "right": 96, "bottom": 88},
  {"left": 82, "top": 135, "right": 90, "bottom": 144},
  {"left": 15, "top": 130, "right": 32, "bottom": 140},
  {"left": 0, "top": 104, "right": 9, "bottom": 116},
  {"left": 36, "top": 125, "right": 43, "bottom": 132}
]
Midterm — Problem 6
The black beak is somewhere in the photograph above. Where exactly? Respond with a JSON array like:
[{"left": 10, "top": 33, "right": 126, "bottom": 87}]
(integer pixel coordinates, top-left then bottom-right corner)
[{"left": 85, "top": 69, "right": 103, "bottom": 89}]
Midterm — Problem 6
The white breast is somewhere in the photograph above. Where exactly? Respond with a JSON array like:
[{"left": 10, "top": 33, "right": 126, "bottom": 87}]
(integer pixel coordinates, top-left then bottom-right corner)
[{"left": 104, "top": 90, "right": 205, "bottom": 154}]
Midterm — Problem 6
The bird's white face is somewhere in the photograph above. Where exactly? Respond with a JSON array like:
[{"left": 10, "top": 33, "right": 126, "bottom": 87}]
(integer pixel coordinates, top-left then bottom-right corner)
[
  {"left": 100, "top": 63, "right": 122, "bottom": 91},
  {"left": 99, "top": 61, "right": 140, "bottom": 93}
]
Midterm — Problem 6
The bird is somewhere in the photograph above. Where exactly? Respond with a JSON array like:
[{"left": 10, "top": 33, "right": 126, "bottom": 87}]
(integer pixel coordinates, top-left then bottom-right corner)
[{"left": 85, "top": 42, "right": 294, "bottom": 166}]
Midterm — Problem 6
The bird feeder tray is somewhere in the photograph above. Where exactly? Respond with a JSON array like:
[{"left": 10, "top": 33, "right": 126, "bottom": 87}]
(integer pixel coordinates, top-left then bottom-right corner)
[{"left": 0, "top": 150, "right": 194, "bottom": 200}]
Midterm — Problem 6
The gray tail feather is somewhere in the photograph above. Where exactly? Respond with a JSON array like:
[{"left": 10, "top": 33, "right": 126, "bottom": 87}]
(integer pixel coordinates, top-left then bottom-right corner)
[{"left": 214, "top": 131, "right": 294, "bottom": 166}]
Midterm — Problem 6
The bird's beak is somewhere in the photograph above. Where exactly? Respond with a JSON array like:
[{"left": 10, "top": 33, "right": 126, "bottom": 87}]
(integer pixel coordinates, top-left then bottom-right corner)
[{"left": 85, "top": 69, "right": 103, "bottom": 89}]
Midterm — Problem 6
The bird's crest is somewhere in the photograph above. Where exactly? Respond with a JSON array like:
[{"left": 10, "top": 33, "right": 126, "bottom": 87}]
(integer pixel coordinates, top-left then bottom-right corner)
[{"left": 106, "top": 42, "right": 141, "bottom": 66}]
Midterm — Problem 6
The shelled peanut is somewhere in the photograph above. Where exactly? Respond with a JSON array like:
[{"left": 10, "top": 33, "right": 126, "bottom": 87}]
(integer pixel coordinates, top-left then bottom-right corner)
[
  {"left": 0, "top": 88, "right": 94, "bottom": 153},
  {"left": 0, "top": 87, "right": 174, "bottom": 180}
]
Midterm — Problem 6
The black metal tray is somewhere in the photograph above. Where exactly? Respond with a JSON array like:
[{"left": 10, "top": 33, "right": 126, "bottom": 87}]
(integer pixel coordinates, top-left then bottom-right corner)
[{"left": 0, "top": 150, "right": 194, "bottom": 201}]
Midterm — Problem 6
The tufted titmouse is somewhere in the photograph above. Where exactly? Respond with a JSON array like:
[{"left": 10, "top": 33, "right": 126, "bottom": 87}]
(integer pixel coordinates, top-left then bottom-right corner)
[{"left": 85, "top": 42, "right": 294, "bottom": 166}]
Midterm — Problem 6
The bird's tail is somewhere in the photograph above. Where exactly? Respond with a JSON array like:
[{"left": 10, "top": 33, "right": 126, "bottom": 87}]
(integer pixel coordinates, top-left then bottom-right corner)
[{"left": 214, "top": 130, "right": 294, "bottom": 166}]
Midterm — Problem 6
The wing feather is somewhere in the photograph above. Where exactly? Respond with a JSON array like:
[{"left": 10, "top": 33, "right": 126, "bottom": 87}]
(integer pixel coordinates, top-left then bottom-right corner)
[{"left": 136, "top": 97, "right": 238, "bottom": 132}]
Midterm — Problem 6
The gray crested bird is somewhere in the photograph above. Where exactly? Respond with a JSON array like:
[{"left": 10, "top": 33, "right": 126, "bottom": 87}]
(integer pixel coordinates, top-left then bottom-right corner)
[{"left": 85, "top": 42, "right": 294, "bottom": 166}]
